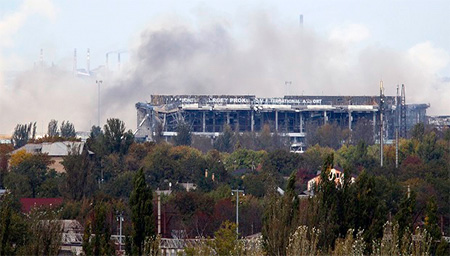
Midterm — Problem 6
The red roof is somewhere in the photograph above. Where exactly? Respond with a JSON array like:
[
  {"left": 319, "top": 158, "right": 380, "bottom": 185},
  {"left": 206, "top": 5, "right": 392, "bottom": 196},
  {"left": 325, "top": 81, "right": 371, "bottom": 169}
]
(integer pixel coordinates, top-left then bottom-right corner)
[{"left": 20, "top": 198, "right": 63, "bottom": 213}]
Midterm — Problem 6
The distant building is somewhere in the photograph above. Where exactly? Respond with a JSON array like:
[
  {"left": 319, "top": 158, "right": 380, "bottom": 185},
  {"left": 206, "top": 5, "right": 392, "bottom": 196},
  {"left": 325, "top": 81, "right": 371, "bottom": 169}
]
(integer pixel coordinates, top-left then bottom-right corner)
[
  {"left": 0, "top": 134, "right": 11, "bottom": 144},
  {"left": 306, "top": 168, "right": 356, "bottom": 194},
  {"left": 10, "top": 141, "right": 89, "bottom": 173},
  {"left": 428, "top": 115, "right": 450, "bottom": 130},
  {"left": 135, "top": 95, "right": 429, "bottom": 149},
  {"left": 59, "top": 220, "right": 84, "bottom": 256}
]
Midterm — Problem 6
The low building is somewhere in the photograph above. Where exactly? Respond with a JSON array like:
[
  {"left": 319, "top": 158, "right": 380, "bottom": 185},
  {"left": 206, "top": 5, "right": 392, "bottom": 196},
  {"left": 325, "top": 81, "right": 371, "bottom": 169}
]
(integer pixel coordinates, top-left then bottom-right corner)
[
  {"left": 59, "top": 220, "right": 84, "bottom": 256},
  {"left": 10, "top": 141, "right": 88, "bottom": 173}
]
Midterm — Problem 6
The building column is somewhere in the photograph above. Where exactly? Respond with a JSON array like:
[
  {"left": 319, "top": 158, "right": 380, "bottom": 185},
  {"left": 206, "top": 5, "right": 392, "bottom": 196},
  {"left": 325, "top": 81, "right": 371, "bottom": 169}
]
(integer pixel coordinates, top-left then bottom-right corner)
[
  {"left": 226, "top": 112, "right": 230, "bottom": 125},
  {"left": 300, "top": 112, "right": 304, "bottom": 133},
  {"left": 372, "top": 111, "right": 376, "bottom": 139},
  {"left": 324, "top": 111, "right": 328, "bottom": 124},
  {"left": 275, "top": 111, "right": 279, "bottom": 131},
  {"left": 251, "top": 111, "right": 254, "bottom": 132},
  {"left": 348, "top": 111, "right": 352, "bottom": 131},
  {"left": 285, "top": 112, "right": 288, "bottom": 132},
  {"left": 213, "top": 113, "right": 216, "bottom": 132},
  {"left": 163, "top": 113, "right": 167, "bottom": 131},
  {"left": 202, "top": 111, "right": 206, "bottom": 132}
]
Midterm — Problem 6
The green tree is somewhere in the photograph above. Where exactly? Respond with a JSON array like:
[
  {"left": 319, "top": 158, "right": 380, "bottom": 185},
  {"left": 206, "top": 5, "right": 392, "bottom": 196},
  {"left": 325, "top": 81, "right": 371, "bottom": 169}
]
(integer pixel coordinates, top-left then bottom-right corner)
[
  {"left": 11, "top": 122, "right": 36, "bottom": 148},
  {"left": 174, "top": 122, "right": 192, "bottom": 146},
  {"left": 8, "top": 154, "right": 51, "bottom": 198},
  {"left": 60, "top": 121, "right": 76, "bottom": 138},
  {"left": 212, "top": 220, "right": 242, "bottom": 256},
  {"left": 23, "top": 209, "right": 62, "bottom": 256},
  {"left": 394, "top": 189, "right": 416, "bottom": 246},
  {"left": 214, "top": 125, "right": 235, "bottom": 153},
  {"left": 0, "top": 193, "right": 29, "bottom": 255},
  {"left": 262, "top": 171, "right": 299, "bottom": 255},
  {"left": 424, "top": 197, "right": 442, "bottom": 252},
  {"left": 410, "top": 122, "right": 425, "bottom": 141},
  {"left": 129, "top": 168, "right": 155, "bottom": 255},
  {"left": 62, "top": 147, "right": 94, "bottom": 200},
  {"left": 104, "top": 118, "right": 134, "bottom": 155},
  {"left": 47, "top": 119, "right": 59, "bottom": 137},
  {"left": 82, "top": 201, "right": 114, "bottom": 256}
]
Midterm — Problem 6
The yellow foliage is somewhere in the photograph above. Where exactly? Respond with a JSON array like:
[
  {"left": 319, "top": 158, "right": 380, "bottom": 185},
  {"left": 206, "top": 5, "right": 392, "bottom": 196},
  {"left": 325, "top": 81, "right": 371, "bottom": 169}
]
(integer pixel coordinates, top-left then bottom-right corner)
[{"left": 9, "top": 149, "right": 33, "bottom": 168}]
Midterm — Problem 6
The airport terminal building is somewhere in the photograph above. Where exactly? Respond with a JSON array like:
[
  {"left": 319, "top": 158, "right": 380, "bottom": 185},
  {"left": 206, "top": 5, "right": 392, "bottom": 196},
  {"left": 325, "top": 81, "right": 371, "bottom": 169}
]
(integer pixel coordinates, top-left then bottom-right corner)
[{"left": 135, "top": 94, "right": 428, "bottom": 150}]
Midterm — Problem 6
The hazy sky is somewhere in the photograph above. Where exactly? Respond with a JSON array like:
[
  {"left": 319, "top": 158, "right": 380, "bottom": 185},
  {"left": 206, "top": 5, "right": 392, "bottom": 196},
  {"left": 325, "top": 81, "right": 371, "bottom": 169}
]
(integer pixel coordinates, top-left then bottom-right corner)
[{"left": 0, "top": 0, "right": 449, "bottom": 134}]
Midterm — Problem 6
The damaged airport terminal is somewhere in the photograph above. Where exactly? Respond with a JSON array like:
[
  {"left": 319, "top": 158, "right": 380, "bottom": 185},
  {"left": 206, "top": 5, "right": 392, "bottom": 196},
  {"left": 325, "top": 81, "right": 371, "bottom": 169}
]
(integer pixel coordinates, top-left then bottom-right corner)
[{"left": 135, "top": 94, "right": 428, "bottom": 151}]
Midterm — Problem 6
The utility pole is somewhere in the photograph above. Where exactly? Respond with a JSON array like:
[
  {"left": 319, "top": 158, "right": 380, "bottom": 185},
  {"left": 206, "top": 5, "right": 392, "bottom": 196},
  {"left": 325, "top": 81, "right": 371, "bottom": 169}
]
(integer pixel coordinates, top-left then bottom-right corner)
[
  {"left": 231, "top": 189, "right": 244, "bottom": 240},
  {"left": 116, "top": 212, "right": 124, "bottom": 251}
]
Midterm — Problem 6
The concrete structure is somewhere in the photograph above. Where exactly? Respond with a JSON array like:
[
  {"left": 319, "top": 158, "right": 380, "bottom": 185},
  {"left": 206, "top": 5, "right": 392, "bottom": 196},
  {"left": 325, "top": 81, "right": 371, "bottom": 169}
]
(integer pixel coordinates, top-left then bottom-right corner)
[{"left": 135, "top": 95, "right": 429, "bottom": 149}]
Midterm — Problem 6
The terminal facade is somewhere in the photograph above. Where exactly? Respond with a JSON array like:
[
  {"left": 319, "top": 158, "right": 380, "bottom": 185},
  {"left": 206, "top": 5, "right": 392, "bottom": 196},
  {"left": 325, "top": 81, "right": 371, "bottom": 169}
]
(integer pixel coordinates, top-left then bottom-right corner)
[{"left": 135, "top": 95, "right": 428, "bottom": 150}]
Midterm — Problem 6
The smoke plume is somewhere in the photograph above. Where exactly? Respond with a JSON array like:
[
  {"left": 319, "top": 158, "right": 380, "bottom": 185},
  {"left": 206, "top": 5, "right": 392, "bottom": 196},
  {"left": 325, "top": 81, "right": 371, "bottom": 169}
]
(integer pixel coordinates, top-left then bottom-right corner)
[{"left": 1, "top": 11, "right": 449, "bottom": 135}]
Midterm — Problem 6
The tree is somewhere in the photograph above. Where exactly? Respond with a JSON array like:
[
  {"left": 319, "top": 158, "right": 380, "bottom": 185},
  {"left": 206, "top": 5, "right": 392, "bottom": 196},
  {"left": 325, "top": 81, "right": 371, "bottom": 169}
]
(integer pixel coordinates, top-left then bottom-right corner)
[
  {"left": 11, "top": 122, "right": 36, "bottom": 148},
  {"left": 212, "top": 220, "right": 242, "bottom": 256},
  {"left": 60, "top": 121, "right": 76, "bottom": 138},
  {"left": 82, "top": 201, "right": 114, "bottom": 256},
  {"left": 104, "top": 118, "right": 134, "bottom": 155},
  {"left": 47, "top": 120, "right": 59, "bottom": 137},
  {"left": 352, "top": 118, "right": 374, "bottom": 145},
  {"left": 214, "top": 125, "right": 235, "bottom": 153},
  {"left": 424, "top": 197, "right": 441, "bottom": 253},
  {"left": 174, "top": 122, "right": 192, "bottom": 146},
  {"left": 129, "top": 168, "right": 155, "bottom": 255},
  {"left": 410, "top": 122, "right": 425, "bottom": 141},
  {"left": 394, "top": 190, "right": 416, "bottom": 245},
  {"left": 8, "top": 154, "right": 51, "bottom": 198},
  {"left": 23, "top": 209, "right": 62, "bottom": 256},
  {"left": 0, "top": 193, "right": 29, "bottom": 255},
  {"left": 62, "top": 147, "right": 94, "bottom": 200},
  {"left": 262, "top": 171, "right": 299, "bottom": 255}
]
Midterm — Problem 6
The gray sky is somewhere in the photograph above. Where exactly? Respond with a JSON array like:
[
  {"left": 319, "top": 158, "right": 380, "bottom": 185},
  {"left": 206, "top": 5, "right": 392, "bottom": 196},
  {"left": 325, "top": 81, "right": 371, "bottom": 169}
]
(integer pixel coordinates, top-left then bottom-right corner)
[{"left": 0, "top": 0, "right": 449, "bottom": 134}]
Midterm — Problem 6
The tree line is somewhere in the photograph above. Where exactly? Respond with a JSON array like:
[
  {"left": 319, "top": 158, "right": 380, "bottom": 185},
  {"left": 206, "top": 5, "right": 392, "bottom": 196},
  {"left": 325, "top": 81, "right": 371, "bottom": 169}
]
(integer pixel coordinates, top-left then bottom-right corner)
[{"left": 0, "top": 119, "right": 448, "bottom": 255}]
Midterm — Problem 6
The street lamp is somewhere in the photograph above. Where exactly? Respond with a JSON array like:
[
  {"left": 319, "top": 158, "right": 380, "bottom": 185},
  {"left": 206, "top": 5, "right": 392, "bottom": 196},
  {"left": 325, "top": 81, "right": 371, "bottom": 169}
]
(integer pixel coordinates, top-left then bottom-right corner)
[
  {"left": 231, "top": 189, "right": 244, "bottom": 239},
  {"left": 116, "top": 211, "right": 124, "bottom": 251}
]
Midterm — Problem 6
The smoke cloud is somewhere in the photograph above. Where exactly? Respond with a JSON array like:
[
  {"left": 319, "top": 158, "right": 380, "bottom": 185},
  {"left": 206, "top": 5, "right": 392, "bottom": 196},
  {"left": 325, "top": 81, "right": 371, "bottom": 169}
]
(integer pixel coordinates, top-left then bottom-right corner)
[{"left": 1, "top": 10, "right": 449, "bottom": 136}]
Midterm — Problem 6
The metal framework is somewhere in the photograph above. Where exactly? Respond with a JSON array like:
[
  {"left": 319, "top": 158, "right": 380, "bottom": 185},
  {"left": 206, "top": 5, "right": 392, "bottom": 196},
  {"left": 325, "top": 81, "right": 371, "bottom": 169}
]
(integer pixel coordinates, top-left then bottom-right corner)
[{"left": 135, "top": 94, "right": 428, "bottom": 149}]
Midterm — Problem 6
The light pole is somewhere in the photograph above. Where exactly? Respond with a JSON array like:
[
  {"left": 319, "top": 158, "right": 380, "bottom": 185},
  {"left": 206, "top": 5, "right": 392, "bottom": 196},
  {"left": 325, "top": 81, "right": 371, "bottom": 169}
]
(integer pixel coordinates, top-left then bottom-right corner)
[
  {"left": 231, "top": 189, "right": 244, "bottom": 239},
  {"left": 96, "top": 80, "right": 102, "bottom": 127},
  {"left": 116, "top": 211, "right": 124, "bottom": 251}
]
